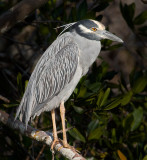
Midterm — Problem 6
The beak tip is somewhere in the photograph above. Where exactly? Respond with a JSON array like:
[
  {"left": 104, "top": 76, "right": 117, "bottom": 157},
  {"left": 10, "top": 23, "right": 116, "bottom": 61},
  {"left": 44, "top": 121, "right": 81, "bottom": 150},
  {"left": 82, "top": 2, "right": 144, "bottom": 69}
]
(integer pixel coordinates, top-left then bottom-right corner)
[
  {"left": 103, "top": 30, "right": 124, "bottom": 43},
  {"left": 119, "top": 39, "right": 124, "bottom": 43}
]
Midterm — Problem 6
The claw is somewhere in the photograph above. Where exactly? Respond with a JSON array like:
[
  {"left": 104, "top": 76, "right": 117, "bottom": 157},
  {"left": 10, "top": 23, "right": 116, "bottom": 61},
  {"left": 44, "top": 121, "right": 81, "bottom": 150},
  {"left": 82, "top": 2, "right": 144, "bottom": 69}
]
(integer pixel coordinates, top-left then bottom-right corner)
[
  {"left": 62, "top": 141, "right": 68, "bottom": 148},
  {"left": 51, "top": 138, "right": 59, "bottom": 150},
  {"left": 61, "top": 139, "right": 80, "bottom": 153},
  {"left": 59, "top": 139, "right": 71, "bottom": 149}
]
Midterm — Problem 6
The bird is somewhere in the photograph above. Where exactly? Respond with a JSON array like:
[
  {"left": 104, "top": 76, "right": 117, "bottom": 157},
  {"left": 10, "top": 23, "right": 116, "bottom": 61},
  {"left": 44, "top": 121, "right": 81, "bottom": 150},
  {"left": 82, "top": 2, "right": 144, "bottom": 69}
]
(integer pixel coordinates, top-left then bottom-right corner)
[{"left": 15, "top": 19, "right": 123, "bottom": 149}]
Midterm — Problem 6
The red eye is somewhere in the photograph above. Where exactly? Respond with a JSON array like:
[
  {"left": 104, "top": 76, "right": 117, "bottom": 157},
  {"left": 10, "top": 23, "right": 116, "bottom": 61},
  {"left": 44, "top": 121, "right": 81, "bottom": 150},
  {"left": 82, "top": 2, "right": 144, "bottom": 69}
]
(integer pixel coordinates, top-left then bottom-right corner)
[{"left": 91, "top": 27, "right": 97, "bottom": 31}]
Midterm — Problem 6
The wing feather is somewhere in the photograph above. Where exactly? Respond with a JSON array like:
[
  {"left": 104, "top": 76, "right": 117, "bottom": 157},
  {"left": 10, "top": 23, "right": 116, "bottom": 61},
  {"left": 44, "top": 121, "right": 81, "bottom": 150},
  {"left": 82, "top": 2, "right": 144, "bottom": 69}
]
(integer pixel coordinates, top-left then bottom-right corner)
[{"left": 15, "top": 33, "right": 79, "bottom": 127}]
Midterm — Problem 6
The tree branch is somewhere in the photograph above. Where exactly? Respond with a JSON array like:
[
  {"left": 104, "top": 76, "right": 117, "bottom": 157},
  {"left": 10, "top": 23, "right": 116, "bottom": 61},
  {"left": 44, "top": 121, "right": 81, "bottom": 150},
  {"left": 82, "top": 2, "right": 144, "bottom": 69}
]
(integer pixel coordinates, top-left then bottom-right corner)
[
  {"left": 0, "top": 0, "right": 48, "bottom": 34},
  {"left": 141, "top": 0, "right": 147, "bottom": 4},
  {"left": 0, "top": 110, "right": 86, "bottom": 160}
]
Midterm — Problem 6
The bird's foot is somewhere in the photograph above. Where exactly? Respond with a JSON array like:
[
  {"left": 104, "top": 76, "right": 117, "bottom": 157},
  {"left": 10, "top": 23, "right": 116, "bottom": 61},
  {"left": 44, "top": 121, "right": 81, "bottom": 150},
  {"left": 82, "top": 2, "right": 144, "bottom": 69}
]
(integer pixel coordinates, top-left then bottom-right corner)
[
  {"left": 62, "top": 140, "right": 68, "bottom": 148},
  {"left": 60, "top": 139, "right": 80, "bottom": 153},
  {"left": 51, "top": 138, "right": 60, "bottom": 150}
]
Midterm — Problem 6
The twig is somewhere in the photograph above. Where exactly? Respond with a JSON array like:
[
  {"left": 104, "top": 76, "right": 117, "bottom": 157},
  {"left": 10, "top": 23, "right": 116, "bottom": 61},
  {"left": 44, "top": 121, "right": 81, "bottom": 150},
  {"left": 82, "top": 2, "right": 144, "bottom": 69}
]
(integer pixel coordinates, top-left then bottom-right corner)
[
  {"left": 57, "top": 126, "right": 75, "bottom": 134},
  {"left": 25, "top": 142, "right": 35, "bottom": 160},
  {"left": 0, "top": 110, "right": 86, "bottom": 160},
  {"left": 52, "top": 152, "right": 55, "bottom": 160},
  {"left": 35, "top": 144, "right": 46, "bottom": 160},
  {"left": 0, "top": 95, "right": 10, "bottom": 103},
  {"left": 32, "top": 20, "right": 65, "bottom": 24},
  {"left": 2, "top": 70, "right": 18, "bottom": 92},
  {"left": 0, "top": 0, "right": 48, "bottom": 34},
  {"left": 141, "top": 0, "right": 147, "bottom": 4},
  {"left": 2, "top": 35, "right": 37, "bottom": 46}
]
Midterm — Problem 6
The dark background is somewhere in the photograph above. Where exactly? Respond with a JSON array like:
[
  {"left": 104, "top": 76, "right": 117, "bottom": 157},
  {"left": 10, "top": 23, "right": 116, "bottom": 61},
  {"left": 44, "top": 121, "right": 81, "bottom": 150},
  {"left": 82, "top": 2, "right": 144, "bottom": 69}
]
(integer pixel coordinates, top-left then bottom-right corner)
[{"left": 0, "top": 0, "right": 147, "bottom": 159}]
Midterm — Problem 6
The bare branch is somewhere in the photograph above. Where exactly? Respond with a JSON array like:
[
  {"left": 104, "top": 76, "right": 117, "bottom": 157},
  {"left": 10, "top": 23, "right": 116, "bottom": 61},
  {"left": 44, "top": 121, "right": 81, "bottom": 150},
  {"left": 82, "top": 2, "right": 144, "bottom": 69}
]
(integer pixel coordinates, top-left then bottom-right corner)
[
  {"left": 35, "top": 144, "right": 46, "bottom": 160},
  {"left": 0, "top": 110, "right": 86, "bottom": 160},
  {"left": 141, "top": 0, "right": 147, "bottom": 4},
  {"left": 0, "top": 0, "right": 48, "bottom": 34},
  {"left": 57, "top": 126, "right": 75, "bottom": 134},
  {"left": 0, "top": 95, "right": 10, "bottom": 103}
]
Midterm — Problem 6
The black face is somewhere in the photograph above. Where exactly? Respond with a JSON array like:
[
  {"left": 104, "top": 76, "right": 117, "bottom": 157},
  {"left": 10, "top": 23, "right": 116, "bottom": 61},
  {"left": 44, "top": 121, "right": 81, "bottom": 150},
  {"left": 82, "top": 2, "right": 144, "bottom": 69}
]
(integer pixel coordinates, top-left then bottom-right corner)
[{"left": 70, "top": 19, "right": 102, "bottom": 41}]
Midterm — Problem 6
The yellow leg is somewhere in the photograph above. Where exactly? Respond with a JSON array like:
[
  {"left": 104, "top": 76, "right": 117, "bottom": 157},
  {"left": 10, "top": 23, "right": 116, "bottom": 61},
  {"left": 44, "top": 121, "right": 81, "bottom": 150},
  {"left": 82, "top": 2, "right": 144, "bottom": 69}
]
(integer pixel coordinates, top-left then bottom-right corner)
[
  {"left": 60, "top": 101, "right": 68, "bottom": 148},
  {"left": 51, "top": 109, "right": 58, "bottom": 150}
]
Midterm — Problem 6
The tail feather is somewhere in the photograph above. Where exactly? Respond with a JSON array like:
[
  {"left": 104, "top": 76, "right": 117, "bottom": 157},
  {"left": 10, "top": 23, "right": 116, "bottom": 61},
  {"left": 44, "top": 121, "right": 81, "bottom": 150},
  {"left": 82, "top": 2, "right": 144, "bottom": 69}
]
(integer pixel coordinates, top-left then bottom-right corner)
[{"left": 15, "top": 89, "right": 33, "bottom": 128}]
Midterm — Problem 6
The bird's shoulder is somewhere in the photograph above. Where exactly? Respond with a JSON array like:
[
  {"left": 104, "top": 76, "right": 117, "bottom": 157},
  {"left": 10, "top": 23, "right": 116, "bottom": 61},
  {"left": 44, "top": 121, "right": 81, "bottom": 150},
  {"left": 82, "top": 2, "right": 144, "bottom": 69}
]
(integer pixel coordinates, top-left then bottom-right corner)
[{"left": 31, "top": 32, "right": 79, "bottom": 78}]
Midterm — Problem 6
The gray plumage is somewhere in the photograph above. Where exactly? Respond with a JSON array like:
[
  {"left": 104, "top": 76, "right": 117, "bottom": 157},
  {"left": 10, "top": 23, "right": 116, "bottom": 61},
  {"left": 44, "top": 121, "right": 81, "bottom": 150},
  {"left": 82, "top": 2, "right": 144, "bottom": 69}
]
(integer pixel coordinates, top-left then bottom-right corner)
[{"left": 15, "top": 19, "right": 123, "bottom": 127}]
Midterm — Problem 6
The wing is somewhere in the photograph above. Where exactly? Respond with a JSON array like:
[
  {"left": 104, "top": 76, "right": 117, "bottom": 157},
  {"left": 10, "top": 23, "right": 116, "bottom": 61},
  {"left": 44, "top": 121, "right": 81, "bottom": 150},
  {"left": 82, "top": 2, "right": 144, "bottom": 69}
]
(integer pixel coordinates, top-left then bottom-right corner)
[{"left": 15, "top": 33, "right": 79, "bottom": 127}]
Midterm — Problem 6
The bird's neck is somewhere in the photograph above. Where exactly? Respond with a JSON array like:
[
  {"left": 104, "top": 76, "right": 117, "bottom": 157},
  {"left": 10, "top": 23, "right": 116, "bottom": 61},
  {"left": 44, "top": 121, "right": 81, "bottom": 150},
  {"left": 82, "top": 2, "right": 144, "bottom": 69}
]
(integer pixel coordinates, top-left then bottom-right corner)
[{"left": 71, "top": 31, "right": 101, "bottom": 75}]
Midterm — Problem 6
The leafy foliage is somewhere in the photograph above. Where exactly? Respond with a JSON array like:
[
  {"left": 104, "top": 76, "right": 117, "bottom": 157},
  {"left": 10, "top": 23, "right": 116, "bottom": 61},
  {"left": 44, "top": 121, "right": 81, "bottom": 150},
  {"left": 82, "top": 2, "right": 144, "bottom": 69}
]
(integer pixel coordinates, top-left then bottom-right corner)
[{"left": 0, "top": 0, "right": 147, "bottom": 160}]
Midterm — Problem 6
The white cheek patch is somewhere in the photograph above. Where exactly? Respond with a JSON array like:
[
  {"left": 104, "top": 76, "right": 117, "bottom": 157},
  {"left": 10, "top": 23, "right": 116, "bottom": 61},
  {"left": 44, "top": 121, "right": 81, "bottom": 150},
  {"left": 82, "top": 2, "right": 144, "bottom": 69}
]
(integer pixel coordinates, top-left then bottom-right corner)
[
  {"left": 79, "top": 24, "right": 92, "bottom": 33},
  {"left": 91, "top": 20, "right": 105, "bottom": 30}
]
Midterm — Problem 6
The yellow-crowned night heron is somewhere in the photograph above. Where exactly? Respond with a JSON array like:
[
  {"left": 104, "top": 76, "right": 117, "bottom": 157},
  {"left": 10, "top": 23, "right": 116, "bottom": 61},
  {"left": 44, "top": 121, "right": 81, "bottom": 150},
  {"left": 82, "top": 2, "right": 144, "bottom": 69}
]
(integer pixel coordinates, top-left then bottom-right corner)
[{"left": 15, "top": 19, "right": 123, "bottom": 149}]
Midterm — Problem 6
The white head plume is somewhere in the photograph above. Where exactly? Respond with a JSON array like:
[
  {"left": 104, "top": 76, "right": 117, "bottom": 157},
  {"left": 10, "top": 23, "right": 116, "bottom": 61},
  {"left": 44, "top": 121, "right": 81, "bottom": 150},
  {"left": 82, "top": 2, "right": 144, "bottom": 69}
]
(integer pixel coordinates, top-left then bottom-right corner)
[{"left": 55, "top": 22, "right": 77, "bottom": 37}]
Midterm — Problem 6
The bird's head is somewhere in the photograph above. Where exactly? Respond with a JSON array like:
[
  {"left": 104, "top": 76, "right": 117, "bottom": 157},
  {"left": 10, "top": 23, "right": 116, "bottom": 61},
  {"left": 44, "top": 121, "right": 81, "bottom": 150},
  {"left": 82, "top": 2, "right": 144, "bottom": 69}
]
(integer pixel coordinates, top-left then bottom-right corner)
[
  {"left": 58, "top": 19, "right": 123, "bottom": 43},
  {"left": 72, "top": 19, "right": 123, "bottom": 43}
]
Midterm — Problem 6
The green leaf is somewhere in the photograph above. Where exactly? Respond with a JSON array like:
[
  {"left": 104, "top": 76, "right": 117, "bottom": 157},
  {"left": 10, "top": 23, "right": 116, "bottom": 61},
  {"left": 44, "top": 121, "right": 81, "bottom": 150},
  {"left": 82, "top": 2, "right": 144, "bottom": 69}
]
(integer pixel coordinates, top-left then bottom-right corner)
[
  {"left": 25, "top": 80, "right": 28, "bottom": 91},
  {"left": 143, "top": 155, "right": 147, "bottom": 160},
  {"left": 67, "top": 123, "right": 86, "bottom": 143},
  {"left": 77, "top": 86, "right": 87, "bottom": 98},
  {"left": 103, "top": 98, "right": 121, "bottom": 110},
  {"left": 74, "top": 87, "right": 78, "bottom": 95},
  {"left": 121, "top": 91, "right": 133, "bottom": 106},
  {"left": 17, "top": 72, "right": 22, "bottom": 86},
  {"left": 101, "top": 61, "right": 109, "bottom": 76},
  {"left": 139, "top": 26, "right": 147, "bottom": 36},
  {"left": 93, "top": 2, "right": 109, "bottom": 12},
  {"left": 131, "top": 107, "right": 143, "bottom": 131},
  {"left": 87, "top": 119, "right": 99, "bottom": 134},
  {"left": 111, "top": 128, "right": 117, "bottom": 143},
  {"left": 100, "top": 88, "right": 110, "bottom": 107},
  {"left": 108, "top": 44, "right": 123, "bottom": 50},
  {"left": 101, "top": 39, "right": 113, "bottom": 47},
  {"left": 104, "top": 71, "right": 117, "bottom": 80},
  {"left": 144, "top": 144, "right": 147, "bottom": 153},
  {"left": 39, "top": 25, "right": 49, "bottom": 36},
  {"left": 88, "top": 126, "right": 104, "bottom": 140},
  {"left": 120, "top": 2, "right": 135, "bottom": 29},
  {"left": 85, "top": 82, "right": 101, "bottom": 93},
  {"left": 3, "top": 103, "right": 18, "bottom": 108},
  {"left": 134, "top": 11, "right": 147, "bottom": 25},
  {"left": 126, "top": 3, "right": 135, "bottom": 20},
  {"left": 129, "top": 132, "right": 145, "bottom": 142},
  {"left": 17, "top": 73, "right": 23, "bottom": 96},
  {"left": 132, "top": 75, "right": 147, "bottom": 94},
  {"left": 96, "top": 15, "right": 103, "bottom": 21},
  {"left": 96, "top": 90, "right": 104, "bottom": 107},
  {"left": 123, "top": 114, "right": 133, "bottom": 132},
  {"left": 120, "top": 73, "right": 128, "bottom": 91},
  {"left": 73, "top": 106, "right": 84, "bottom": 114},
  {"left": 77, "top": 0, "right": 87, "bottom": 19}
]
